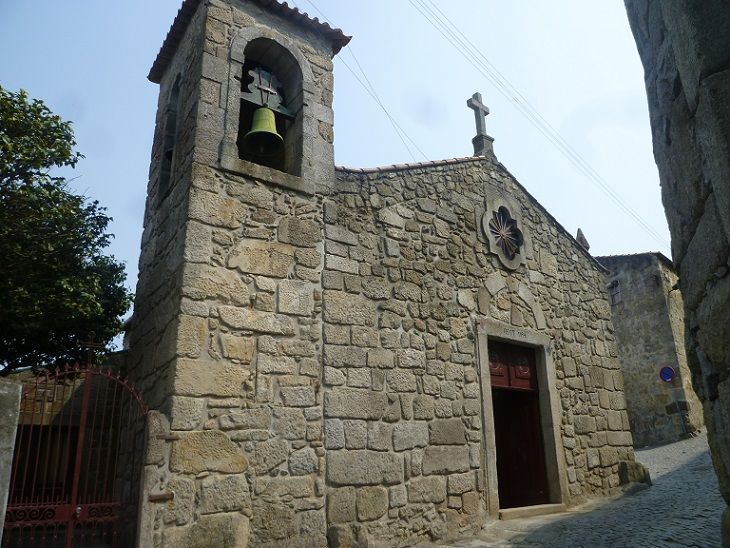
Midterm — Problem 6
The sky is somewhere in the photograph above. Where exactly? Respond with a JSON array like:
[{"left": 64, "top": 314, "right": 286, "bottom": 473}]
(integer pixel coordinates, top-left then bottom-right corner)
[{"left": 0, "top": 1, "right": 670, "bottom": 305}]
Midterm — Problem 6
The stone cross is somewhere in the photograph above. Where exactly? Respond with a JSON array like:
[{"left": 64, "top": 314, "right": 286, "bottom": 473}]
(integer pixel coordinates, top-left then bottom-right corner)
[
  {"left": 466, "top": 92, "right": 495, "bottom": 158},
  {"left": 467, "top": 92, "right": 489, "bottom": 136}
]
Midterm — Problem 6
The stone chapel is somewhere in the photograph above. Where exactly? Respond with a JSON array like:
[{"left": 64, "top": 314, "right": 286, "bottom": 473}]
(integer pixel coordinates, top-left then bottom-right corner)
[{"left": 125, "top": 0, "right": 646, "bottom": 546}]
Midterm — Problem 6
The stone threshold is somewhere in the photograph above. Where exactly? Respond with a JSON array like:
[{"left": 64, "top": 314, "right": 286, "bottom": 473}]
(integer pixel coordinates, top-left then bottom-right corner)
[{"left": 498, "top": 503, "right": 567, "bottom": 520}]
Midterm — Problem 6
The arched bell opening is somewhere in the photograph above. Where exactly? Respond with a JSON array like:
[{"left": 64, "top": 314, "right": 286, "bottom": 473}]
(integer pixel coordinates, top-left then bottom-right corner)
[{"left": 236, "top": 37, "right": 303, "bottom": 176}]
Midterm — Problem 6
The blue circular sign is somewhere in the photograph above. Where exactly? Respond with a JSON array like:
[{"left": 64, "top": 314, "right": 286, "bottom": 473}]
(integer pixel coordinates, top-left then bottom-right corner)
[{"left": 659, "top": 366, "right": 676, "bottom": 383}]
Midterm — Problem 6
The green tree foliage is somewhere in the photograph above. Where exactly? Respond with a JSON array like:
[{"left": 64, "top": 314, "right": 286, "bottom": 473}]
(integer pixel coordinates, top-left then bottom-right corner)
[{"left": 0, "top": 86, "right": 132, "bottom": 374}]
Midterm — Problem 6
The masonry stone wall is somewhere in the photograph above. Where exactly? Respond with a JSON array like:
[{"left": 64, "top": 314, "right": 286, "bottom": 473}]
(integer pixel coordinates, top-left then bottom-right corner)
[
  {"left": 598, "top": 254, "right": 703, "bottom": 447},
  {"left": 624, "top": 0, "right": 730, "bottom": 538},
  {"left": 322, "top": 159, "right": 635, "bottom": 544},
  {"left": 129, "top": 1, "right": 644, "bottom": 546},
  {"left": 130, "top": 1, "right": 336, "bottom": 546},
  {"left": 126, "top": 0, "right": 206, "bottom": 411}
]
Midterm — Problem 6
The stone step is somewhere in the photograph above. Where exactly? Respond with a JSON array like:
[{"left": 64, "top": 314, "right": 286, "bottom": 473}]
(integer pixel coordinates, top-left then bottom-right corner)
[{"left": 498, "top": 503, "right": 567, "bottom": 520}]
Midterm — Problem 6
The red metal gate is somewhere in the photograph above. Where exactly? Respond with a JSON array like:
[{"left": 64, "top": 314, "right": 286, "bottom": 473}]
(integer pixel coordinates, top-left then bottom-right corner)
[{"left": 3, "top": 364, "right": 147, "bottom": 548}]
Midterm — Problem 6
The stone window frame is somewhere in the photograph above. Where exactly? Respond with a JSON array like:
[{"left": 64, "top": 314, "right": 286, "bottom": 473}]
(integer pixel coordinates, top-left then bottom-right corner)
[
  {"left": 219, "top": 26, "right": 317, "bottom": 196},
  {"left": 475, "top": 317, "right": 569, "bottom": 517},
  {"left": 477, "top": 191, "right": 528, "bottom": 271}
]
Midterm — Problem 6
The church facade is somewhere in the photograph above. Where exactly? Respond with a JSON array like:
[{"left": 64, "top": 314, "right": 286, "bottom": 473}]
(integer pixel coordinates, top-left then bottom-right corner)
[{"left": 126, "top": 1, "right": 645, "bottom": 546}]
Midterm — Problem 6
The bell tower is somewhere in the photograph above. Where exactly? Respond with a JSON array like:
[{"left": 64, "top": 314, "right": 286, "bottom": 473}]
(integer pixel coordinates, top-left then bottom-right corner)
[{"left": 126, "top": 1, "right": 349, "bottom": 546}]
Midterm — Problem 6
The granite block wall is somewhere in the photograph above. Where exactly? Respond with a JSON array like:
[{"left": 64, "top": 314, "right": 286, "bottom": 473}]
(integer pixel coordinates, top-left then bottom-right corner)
[
  {"left": 128, "top": 1, "right": 642, "bottom": 546},
  {"left": 322, "top": 158, "right": 636, "bottom": 544}
]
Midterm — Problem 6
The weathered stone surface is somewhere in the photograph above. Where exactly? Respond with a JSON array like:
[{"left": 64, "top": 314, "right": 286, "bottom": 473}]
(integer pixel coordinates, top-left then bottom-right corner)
[
  {"left": 324, "top": 345, "right": 367, "bottom": 367},
  {"left": 257, "top": 354, "right": 297, "bottom": 374},
  {"left": 574, "top": 415, "right": 597, "bottom": 435},
  {"left": 327, "top": 450, "right": 403, "bottom": 486},
  {"left": 254, "top": 438, "right": 289, "bottom": 474},
  {"left": 175, "top": 359, "right": 250, "bottom": 397},
  {"left": 422, "top": 446, "right": 470, "bottom": 475},
  {"left": 170, "top": 396, "right": 205, "bottom": 430},
  {"left": 326, "top": 254, "right": 359, "bottom": 274},
  {"left": 324, "top": 419, "right": 345, "bottom": 449},
  {"left": 182, "top": 264, "right": 249, "bottom": 306},
  {"left": 145, "top": 411, "right": 168, "bottom": 465},
  {"left": 368, "top": 348, "right": 395, "bottom": 368},
  {"left": 279, "top": 216, "right": 321, "bottom": 247},
  {"left": 462, "top": 491, "right": 481, "bottom": 515},
  {"left": 325, "top": 224, "right": 359, "bottom": 245},
  {"left": 162, "top": 512, "right": 249, "bottom": 548},
  {"left": 343, "top": 419, "right": 367, "bottom": 449},
  {"left": 188, "top": 189, "right": 246, "bottom": 230},
  {"left": 367, "top": 422, "right": 392, "bottom": 451},
  {"left": 200, "top": 474, "right": 251, "bottom": 514},
  {"left": 272, "top": 408, "right": 306, "bottom": 440},
  {"left": 220, "top": 408, "right": 272, "bottom": 430},
  {"left": 280, "top": 386, "right": 316, "bottom": 407},
  {"left": 324, "top": 388, "right": 387, "bottom": 419},
  {"left": 227, "top": 238, "right": 295, "bottom": 277},
  {"left": 278, "top": 279, "right": 315, "bottom": 316},
  {"left": 289, "top": 447, "right": 319, "bottom": 475},
  {"left": 219, "top": 306, "right": 296, "bottom": 334},
  {"left": 323, "top": 290, "right": 376, "bottom": 326},
  {"left": 429, "top": 418, "right": 467, "bottom": 445},
  {"left": 327, "top": 487, "right": 356, "bottom": 523},
  {"left": 413, "top": 395, "right": 435, "bottom": 420},
  {"left": 357, "top": 486, "right": 388, "bottom": 521},
  {"left": 392, "top": 422, "right": 428, "bottom": 451},
  {"left": 250, "top": 500, "right": 297, "bottom": 542},
  {"left": 397, "top": 349, "right": 426, "bottom": 369},
  {"left": 387, "top": 369, "right": 417, "bottom": 392},
  {"left": 255, "top": 476, "right": 313, "bottom": 498},
  {"left": 176, "top": 315, "right": 207, "bottom": 358},
  {"left": 164, "top": 477, "right": 195, "bottom": 525},
  {"left": 447, "top": 471, "right": 475, "bottom": 494},
  {"left": 379, "top": 207, "right": 405, "bottom": 228},
  {"left": 219, "top": 333, "right": 255, "bottom": 362},
  {"left": 389, "top": 485, "right": 407, "bottom": 508},
  {"left": 408, "top": 476, "right": 447, "bottom": 503},
  {"left": 170, "top": 431, "right": 247, "bottom": 474}
]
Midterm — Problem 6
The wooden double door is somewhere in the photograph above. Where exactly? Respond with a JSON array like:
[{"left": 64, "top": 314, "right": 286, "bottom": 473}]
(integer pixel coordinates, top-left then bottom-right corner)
[{"left": 489, "top": 341, "right": 550, "bottom": 509}]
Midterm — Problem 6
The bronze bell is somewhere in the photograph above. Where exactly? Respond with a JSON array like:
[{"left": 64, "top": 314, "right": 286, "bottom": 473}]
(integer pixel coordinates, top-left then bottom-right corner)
[{"left": 243, "top": 107, "right": 283, "bottom": 157}]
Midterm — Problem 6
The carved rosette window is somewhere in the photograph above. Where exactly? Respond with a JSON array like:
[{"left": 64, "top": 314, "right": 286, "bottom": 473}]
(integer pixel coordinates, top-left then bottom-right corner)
[
  {"left": 488, "top": 207, "right": 523, "bottom": 260},
  {"left": 475, "top": 194, "right": 531, "bottom": 270}
]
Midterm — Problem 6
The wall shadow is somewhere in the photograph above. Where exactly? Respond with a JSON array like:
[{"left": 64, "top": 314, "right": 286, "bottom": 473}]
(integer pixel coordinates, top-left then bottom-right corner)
[{"left": 516, "top": 450, "right": 723, "bottom": 547}]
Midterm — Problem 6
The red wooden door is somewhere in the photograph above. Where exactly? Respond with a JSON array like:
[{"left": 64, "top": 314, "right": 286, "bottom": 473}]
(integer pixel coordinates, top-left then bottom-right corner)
[
  {"left": 488, "top": 341, "right": 538, "bottom": 391},
  {"left": 489, "top": 341, "right": 550, "bottom": 509}
]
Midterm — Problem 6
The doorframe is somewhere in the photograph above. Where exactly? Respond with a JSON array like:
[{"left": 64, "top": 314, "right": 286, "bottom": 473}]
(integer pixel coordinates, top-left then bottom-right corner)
[{"left": 476, "top": 317, "right": 569, "bottom": 517}]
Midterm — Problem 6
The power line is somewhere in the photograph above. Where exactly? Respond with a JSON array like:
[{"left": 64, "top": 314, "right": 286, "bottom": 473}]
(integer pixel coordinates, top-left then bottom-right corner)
[
  {"left": 409, "top": 0, "right": 669, "bottom": 248},
  {"left": 299, "top": 0, "right": 428, "bottom": 162}
]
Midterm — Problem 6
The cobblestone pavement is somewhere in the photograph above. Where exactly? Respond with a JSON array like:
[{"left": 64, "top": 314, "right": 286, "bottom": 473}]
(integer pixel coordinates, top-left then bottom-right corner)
[{"left": 419, "top": 432, "right": 724, "bottom": 548}]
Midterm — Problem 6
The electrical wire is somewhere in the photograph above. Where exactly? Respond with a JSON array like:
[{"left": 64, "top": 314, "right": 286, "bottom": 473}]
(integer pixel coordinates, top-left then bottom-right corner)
[
  {"left": 410, "top": 0, "right": 669, "bottom": 248},
  {"left": 298, "top": 0, "right": 428, "bottom": 162}
]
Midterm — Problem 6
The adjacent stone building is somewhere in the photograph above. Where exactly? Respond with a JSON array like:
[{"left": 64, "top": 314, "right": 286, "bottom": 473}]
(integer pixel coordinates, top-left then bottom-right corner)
[
  {"left": 597, "top": 252, "right": 703, "bottom": 447},
  {"left": 125, "top": 0, "right": 645, "bottom": 545},
  {"left": 624, "top": 0, "right": 730, "bottom": 541}
]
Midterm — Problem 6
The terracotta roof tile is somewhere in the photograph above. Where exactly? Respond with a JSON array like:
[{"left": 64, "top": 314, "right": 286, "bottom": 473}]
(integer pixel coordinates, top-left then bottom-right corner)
[{"left": 149, "top": 0, "right": 350, "bottom": 83}]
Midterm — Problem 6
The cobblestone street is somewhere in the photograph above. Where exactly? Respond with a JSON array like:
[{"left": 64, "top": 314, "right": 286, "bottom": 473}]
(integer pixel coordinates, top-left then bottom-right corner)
[{"left": 421, "top": 432, "right": 723, "bottom": 547}]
